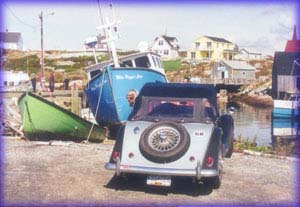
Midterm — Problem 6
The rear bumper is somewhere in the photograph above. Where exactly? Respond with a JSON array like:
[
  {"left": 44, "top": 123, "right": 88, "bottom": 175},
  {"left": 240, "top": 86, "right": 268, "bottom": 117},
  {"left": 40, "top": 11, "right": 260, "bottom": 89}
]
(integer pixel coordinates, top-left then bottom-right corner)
[{"left": 105, "top": 161, "right": 218, "bottom": 179}]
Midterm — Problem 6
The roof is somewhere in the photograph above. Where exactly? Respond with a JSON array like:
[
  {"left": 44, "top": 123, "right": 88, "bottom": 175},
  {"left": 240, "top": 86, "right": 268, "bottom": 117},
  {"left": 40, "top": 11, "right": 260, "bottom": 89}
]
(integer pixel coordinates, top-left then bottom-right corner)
[
  {"left": 154, "top": 35, "right": 179, "bottom": 49},
  {"left": 85, "top": 51, "right": 159, "bottom": 72},
  {"left": 0, "top": 32, "right": 22, "bottom": 43},
  {"left": 285, "top": 26, "right": 300, "bottom": 52},
  {"left": 221, "top": 60, "right": 255, "bottom": 70},
  {"left": 204, "top": 36, "right": 232, "bottom": 44},
  {"left": 239, "top": 48, "right": 262, "bottom": 55}
]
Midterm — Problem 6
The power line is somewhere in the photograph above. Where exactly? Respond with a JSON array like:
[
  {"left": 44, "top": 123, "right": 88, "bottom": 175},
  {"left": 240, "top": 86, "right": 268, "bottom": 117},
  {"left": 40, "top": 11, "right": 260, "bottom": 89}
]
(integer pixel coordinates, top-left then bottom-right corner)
[{"left": 3, "top": 4, "right": 39, "bottom": 30}]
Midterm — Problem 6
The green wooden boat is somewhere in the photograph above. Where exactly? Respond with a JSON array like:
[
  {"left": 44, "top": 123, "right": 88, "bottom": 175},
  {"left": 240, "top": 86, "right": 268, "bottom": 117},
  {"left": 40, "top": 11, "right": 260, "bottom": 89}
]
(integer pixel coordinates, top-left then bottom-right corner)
[{"left": 18, "top": 92, "right": 105, "bottom": 142}]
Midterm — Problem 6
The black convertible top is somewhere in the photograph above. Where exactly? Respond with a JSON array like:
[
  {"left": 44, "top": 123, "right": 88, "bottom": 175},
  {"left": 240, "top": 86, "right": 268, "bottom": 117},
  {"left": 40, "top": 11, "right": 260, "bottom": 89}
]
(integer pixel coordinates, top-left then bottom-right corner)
[
  {"left": 130, "top": 83, "right": 218, "bottom": 120},
  {"left": 139, "top": 83, "right": 217, "bottom": 104}
]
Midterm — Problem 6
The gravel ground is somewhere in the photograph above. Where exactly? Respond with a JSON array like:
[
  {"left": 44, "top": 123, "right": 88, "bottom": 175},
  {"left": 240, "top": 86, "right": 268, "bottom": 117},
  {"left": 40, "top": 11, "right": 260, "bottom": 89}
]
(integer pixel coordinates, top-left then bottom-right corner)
[{"left": 3, "top": 137, "right": 299, "bottom": 206}]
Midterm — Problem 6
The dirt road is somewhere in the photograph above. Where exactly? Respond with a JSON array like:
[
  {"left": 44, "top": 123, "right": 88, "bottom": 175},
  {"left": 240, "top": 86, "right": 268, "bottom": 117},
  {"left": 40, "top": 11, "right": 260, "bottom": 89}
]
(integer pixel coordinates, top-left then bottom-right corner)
[{"left": 3, "top": 137, "right": 299, "bottom": 206}]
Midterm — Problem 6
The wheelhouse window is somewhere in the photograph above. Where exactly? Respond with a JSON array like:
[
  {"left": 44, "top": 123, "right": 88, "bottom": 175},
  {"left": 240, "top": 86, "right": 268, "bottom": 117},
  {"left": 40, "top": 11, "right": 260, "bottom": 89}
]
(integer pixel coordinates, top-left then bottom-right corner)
[
  {"left": 151, "top": 56, "right": 157, "bottom": 67},
  {"left": 135, "top": 56, "right": 151, "bottom": 68},
  {"left": 90, "top": 70, "right": 101, "bottom": 79},
  {"left": 156, "top": 57, "right": 162, "bottom": 68},
  {"left": 147, "top": 99, "right": 195, "bottom": 118},
  {"left": 120, "top": 60, "right": 133, "bottom": 67}
]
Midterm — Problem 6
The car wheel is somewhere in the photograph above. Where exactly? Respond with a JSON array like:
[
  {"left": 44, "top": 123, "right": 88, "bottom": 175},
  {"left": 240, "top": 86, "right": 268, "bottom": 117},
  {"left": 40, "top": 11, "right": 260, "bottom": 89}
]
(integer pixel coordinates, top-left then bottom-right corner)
[
  {"left": 139, "top": 121, "right": 190, "bottom": 163},
  {"left": 225, "top": 140, "right": 234, "bottom": 158}
]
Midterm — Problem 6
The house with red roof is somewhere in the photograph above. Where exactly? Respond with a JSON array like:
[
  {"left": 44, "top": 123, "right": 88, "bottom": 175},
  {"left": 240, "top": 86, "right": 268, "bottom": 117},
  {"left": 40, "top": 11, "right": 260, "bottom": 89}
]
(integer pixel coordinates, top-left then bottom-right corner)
[{"left": 285, "top": 25, "right": 300, "bottom": 52}]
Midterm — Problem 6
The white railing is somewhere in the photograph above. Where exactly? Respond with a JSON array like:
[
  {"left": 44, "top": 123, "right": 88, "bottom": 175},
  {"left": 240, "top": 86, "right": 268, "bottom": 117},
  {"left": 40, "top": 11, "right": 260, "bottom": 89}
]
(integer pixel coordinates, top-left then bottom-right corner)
[{"left": 190, "top": 77, "right": 252, "bottom": 85}]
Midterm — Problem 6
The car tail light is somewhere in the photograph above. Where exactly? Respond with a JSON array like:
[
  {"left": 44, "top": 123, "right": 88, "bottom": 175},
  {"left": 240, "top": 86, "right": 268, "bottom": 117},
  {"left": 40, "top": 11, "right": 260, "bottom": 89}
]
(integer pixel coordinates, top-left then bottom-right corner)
[
  {"left": 113, "top": 151, "right": 120, "bottom": 161},
  {"left": 128, "top": 152, "right": 134, "bottom": 158},
  {"left": 206, "top": 156, "right": 214, "bottom": 167},
  {"left": 189, "top": 156, "right": 195, "bottom": 162}
]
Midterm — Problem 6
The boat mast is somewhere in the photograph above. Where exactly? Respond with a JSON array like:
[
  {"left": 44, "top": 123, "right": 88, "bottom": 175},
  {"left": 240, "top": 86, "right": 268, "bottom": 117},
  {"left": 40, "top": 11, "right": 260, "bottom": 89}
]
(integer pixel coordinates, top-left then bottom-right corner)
[
  {"left": 97, "top": 0, "right": 111, "bottom": 59},
  {"left": 97, "top": 4, "right": 120, "bottom": 68}
]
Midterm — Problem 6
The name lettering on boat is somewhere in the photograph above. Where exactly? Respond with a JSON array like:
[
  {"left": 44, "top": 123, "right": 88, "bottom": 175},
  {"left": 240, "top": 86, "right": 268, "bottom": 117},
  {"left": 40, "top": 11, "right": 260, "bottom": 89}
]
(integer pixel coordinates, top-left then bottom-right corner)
[
  {"left": 194, "top": 131, "right": 205, "bottom": 137},
  {"left": 115, "top": 74, "right": 143, "bottom": 80},
  {"left": 90, "top": 80, "right": 108, "bottom": 91}
]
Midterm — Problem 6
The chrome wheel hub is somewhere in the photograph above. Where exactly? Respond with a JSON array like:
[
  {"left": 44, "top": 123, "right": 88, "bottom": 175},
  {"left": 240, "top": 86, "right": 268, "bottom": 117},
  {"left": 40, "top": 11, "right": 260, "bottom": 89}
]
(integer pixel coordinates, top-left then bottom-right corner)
[{"left": 148, "top": 126, "right": 180, "bottom": 152}]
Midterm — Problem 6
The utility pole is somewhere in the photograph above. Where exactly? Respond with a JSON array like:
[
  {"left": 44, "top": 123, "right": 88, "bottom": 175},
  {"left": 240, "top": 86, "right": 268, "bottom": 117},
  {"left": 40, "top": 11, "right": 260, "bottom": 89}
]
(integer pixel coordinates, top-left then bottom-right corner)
[
  {"left": 39, "top": 11, "right": 45, "bottom": 89},
  {"left": 38, "top": 11, "right": 54, "bottom": 90}
]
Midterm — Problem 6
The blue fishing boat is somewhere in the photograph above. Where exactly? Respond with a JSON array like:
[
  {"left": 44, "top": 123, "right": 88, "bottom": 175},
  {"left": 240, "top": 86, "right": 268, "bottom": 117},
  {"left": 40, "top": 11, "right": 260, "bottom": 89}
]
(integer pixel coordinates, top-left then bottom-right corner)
[
  {"left": 85, "top": 52, "right": 167, "bottom": 126},
  {"left": 85, "top": 13, "right": 167, "bottom": 127}
]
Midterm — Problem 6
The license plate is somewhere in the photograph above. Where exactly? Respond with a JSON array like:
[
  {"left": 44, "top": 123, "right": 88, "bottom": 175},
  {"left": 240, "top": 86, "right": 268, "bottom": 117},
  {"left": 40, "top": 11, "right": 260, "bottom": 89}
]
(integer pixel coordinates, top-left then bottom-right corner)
[{"left": 146, "top": 175, "right": 171, "bottom": 187}]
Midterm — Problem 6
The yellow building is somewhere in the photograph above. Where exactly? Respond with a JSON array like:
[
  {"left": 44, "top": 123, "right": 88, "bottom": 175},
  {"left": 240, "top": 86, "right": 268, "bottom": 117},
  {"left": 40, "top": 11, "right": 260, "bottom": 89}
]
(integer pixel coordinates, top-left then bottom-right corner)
[{"left": 187, "top": 36, "right": 239, "bottom": 62}]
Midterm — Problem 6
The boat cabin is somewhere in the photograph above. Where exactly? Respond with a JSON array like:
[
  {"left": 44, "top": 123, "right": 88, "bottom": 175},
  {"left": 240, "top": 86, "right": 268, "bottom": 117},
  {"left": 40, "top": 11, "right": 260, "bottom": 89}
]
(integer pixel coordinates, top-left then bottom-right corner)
[{"left": 85, "top": 52, "right": 165, "bottom": 80}]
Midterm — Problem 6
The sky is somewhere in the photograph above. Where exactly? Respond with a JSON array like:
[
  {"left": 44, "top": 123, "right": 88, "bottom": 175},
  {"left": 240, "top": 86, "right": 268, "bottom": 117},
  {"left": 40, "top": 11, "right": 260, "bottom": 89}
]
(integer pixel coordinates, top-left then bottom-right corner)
[{"left": 1, "top": 0, "right": 299, "bottom": 55}]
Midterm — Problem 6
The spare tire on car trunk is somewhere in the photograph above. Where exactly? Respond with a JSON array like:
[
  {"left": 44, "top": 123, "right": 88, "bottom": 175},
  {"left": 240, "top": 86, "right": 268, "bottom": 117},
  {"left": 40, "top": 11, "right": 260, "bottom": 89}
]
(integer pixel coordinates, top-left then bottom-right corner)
[{"left": 139, "top": 121, "right": 190, "bottom": 163}]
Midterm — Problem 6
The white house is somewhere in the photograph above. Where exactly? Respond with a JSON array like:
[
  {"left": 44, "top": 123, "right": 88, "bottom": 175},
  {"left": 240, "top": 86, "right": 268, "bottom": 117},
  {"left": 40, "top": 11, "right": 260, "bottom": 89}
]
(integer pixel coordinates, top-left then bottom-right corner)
[
  {"left": 235, "top": 48, "right": 262, "bottom": 60},
  {"left": 211, "top": 60, "right": 256, "bottom": 80},
  {"left": 0, "top": 31, "right": 23, "bottom": 50},
  {"left": 151, "top": 35, "right": 180, "bottom": 60}
]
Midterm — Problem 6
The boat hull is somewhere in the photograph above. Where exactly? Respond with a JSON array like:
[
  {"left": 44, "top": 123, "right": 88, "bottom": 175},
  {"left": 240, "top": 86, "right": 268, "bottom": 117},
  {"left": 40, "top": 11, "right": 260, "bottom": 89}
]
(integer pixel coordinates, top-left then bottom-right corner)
[
  {"left": 18, "top": 92, "right": 105, "bottom": 142},
  {"left": 273, "top": 100, "right": 300, "bottom": 118},
  {"left": 272, "top": 117, "right": 300, "bottom": 137},
  {"left": 86, "top": 67, "right": 167, "bottom": 126}
]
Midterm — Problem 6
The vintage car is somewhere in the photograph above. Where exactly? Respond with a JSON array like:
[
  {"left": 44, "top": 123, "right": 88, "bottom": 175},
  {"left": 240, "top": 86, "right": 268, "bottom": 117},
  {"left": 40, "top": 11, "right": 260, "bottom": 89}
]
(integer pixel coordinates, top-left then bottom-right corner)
[{"left": 105, "top": 83, "right": 234, "bottom": 188}]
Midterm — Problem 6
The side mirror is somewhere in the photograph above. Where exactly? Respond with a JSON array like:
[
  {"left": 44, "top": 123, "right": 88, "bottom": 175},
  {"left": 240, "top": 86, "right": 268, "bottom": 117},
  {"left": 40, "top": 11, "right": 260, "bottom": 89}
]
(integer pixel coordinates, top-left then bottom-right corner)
[{"left": 228, "top": 106, "right": 235, "bottom": 114}]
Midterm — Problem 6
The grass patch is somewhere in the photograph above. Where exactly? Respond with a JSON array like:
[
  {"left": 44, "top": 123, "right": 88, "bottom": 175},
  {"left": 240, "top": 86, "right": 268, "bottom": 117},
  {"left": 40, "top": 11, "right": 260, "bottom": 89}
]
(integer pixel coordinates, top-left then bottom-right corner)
[
  {"left": 233, "top": 134, "right": 299, "bottom": 157},
  {"left": 162, "top": 60, "right": 182, "bottom": 71},
  {"left": 234, "top": 135, "right": 272, "bottom": 153}
]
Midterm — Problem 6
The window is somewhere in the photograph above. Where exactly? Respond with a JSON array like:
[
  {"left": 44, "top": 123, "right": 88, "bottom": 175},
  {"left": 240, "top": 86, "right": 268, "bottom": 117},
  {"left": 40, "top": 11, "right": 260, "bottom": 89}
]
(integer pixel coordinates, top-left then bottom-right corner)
[
  {"left": 151, "top": 56, "right": 157, "bottom": 67},
  {"left": 147, "top": 99, "right": 195, "bottom": 118},
  {"left": 217, "top": 43, "right": 218, "bottom": 48},
  {"left": 297, "top": 77, "right": 300, "bottom": 90},
  {"left": 207, "top": 42, "right": 212, "bottom": 49},
  {"left": 243, "top": 72, "right": 246, "bottom": 77},
  {"left": 164, "top": 50, "right": 169, "bottom": 55},
  {"left": 158, "top": 40, "right": 163, "bottom": 45},
  {"left": 120, "top": 60, "right": 133, "bottom": 67},
  {"left": 4, "top": 81, "right": 7, "bottom": 86},
  {"left": 90, "top": 70, "right": 101, "bottom": 79},
  {"left": 156, "top": 57, "right": 162, "bottom": 68},
  {"left": 135, "top": 56, "right": 151, "bottom": 68},
  {"left": 191, "top": 52, "right": 196, "bottom": 59},
  {"left": 195, "top": 42, "right": 200, "bottom": 48}
]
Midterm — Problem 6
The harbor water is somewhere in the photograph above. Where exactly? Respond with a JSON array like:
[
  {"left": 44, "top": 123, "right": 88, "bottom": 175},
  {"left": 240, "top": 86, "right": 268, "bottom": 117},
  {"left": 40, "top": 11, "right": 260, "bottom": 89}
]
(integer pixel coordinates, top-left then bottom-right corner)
[{"left": 220, "top": 101, "right": 299, "bottom": 147}]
